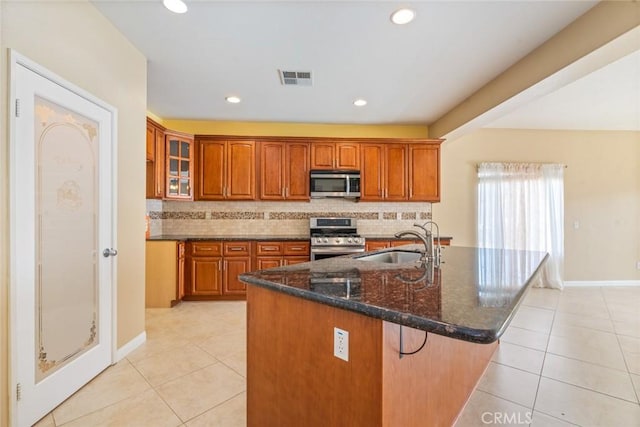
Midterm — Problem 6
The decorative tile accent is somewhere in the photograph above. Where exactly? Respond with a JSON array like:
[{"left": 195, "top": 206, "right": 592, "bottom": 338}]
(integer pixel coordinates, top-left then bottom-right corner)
[
  {"left": 210, "top": 212, "right": 265, "bottom": 220},
  {"left": 419, "top": 212, "right": 432, "bottom": 220},
  {"left": 148, "top": 211, "right": 163, "bottom": 220},
  {"left": 149, "top": 211, "right": 205, "bottom": 219},
  {"left": 162, "top": 211, "right": 206, "bottom": 220},
  {"left": 269, "top": 212, "right": 379, "bottom": 220},
  {"left": 147, "top": 199, "right": 433, "bottom": 236}
]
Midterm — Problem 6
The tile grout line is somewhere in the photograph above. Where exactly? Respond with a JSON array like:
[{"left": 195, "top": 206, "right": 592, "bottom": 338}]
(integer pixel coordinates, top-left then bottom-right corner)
[
  {"left": 181, "top": 390, "right": 247, "bottom": 425},
  {"left": 55, "top": 361, "right": 156, "bottom": 427},
  {"left": 529, "top": 292, "right": 558, "bottom": 426},
  {"left": 602, "top": 287, "right": 640, "bottom": 406}
]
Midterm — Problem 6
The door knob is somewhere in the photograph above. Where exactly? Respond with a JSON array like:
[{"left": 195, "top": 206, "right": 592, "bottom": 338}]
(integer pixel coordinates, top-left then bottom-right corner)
[{"left": 102, "top": 248, "right": 118, "bottom": 257}]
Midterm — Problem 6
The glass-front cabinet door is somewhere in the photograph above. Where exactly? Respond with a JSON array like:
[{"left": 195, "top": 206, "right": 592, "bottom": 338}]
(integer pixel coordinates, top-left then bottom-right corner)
[{"left": 165, "top": 131, "right": 194, "bottom": 200}]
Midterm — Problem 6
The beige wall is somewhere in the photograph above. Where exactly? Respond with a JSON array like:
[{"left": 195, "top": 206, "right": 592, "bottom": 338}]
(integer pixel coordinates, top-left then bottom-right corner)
[
  {"left": 0, "top": 2, "right": 147, "bottom": 425},
  {"left": 432, "top": 128, "right": 640, "bottom": 282},
  {"left": 162, "top": 119, "right": 429, "bottom": 138}
]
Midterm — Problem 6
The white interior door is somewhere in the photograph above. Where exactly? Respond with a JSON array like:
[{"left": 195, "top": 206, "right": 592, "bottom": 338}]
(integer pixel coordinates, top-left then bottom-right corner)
[{"left": 10, "top": 52, "right": 117, "bottom": 427}]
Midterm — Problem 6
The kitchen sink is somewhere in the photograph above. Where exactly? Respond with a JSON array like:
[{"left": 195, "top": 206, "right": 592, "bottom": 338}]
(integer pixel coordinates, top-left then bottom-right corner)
[{"left": 356, "top": 250, "right": 424, "bottom": 264}]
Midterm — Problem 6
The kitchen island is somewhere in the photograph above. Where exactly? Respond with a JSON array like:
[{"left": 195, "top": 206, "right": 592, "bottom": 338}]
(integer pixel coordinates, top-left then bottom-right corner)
[{"left": 239, "top": 246, "right": 547, "bottom": 427}]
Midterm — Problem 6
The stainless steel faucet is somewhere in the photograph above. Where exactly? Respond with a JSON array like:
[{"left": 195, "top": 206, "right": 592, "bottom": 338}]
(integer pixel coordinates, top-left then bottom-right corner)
[
  {"left": 394, "top": 230, "right": 431, "bottom": 263},
  {"left": 412, "top": 221, "right": 441, "bottom": 266}
]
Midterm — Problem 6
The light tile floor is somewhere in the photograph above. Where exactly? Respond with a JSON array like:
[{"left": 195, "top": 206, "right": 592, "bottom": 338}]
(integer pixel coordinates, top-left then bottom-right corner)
[{"left": 36, "top": 287, "right": 640, "bottom": 426}]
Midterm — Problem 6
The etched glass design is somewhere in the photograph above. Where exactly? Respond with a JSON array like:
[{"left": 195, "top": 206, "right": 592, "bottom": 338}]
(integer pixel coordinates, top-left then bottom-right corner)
[{"left": 34, "top": 96, "right": 99, "bottom": 382}]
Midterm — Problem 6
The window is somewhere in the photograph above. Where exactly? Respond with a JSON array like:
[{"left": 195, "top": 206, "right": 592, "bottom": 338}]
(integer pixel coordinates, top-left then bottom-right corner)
[{"left": 477, "top": 162, "right": 564, "bottom": 289}]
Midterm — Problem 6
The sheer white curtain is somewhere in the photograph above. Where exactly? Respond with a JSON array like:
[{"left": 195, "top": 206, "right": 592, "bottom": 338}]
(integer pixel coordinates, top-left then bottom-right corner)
[{"left": 477, "top": 162, "right": 564, "bottom": 289}]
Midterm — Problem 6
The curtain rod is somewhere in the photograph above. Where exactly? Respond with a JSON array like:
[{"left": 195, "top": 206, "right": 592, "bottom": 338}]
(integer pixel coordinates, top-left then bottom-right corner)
[{"left": 476, "top": 162, "right": 567, "bottom": 168}]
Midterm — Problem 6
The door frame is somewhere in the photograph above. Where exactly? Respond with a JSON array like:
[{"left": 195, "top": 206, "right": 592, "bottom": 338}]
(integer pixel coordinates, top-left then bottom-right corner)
[{"left": 8, "top": 49, "right": 118, "bottom": 425}]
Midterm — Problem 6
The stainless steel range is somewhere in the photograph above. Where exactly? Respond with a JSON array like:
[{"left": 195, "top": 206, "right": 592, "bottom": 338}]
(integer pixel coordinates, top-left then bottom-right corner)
[{"left": 310, "top": 217, "right": 365, "bottom": 261}]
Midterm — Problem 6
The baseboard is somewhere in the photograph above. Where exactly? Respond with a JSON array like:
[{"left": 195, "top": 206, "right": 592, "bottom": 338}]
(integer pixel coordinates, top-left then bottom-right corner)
[
  {"left": 563, "top": 280, "right": 640, "bottom": 288},
  {"left": 115, "top": 331, "right": 147, "bottom": 361}
]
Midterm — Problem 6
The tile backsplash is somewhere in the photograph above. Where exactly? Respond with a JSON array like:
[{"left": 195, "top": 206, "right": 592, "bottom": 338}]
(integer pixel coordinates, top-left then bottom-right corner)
[{"left": 147, "top": 198, "right": 431, "bottom": 237}]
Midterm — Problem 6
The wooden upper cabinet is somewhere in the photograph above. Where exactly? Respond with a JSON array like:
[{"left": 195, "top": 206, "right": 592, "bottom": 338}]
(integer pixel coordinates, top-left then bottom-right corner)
[
  {"left": 146, "top": 124, "right": 155, "bottom": 161},
  {"left": 310, "top": 142, "right": 334, "bottom": 169},
  {"left": 360, "top": 144, "right": 384, "bottom": 200},
  {"left": 227, "top": 141, "right": 256, "bottom": 200},
  {"left": 260, "top": 142, "right": 285, "bottom": 199},
  {"left": 286, "top": 143, "right": 310, "bottom": 200},
  {"left": 197, "top": 139, "right": 225, "bottom": 199},
  {"left": 385, "top": 144, "right": 408, "bottom": 201},
  {"left": 146, "top": 118, "right": 165, "bottom": 199},
  {"left": 259, "top": 141, "right": 309, "bottom": 200},
  {"left": 164, "top": 131, "right": 194, "bottom": 200},
  {"left": 360, "top": 143, "right": 407, "bottom": 201},
  {"left": 196, "top": 138, "right": 256, "bottom": 200},
  {"left": 408, "top": 144, "right": 440, "bottom": 202},
  {"left": 336, "top": 142, "right": 360, "bottom": 170},
  {"left": 310, "top": 141, "right": 359, "bottom": 170}
]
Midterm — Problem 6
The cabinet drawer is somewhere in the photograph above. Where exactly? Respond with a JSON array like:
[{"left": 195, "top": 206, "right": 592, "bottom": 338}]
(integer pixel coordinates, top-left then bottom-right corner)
[
  {"left": 283, "top": 241, "right": 310, "bottom": 256},
  {"left": 191, "top": 242, "right": 223, "bottom": 256},
  {"left": 224, "top": 241, "right": 252, "bottom": 257},
  {"left": 390, "top": 239, "right": 420, "bottom": 247},
  {"left": 256, "top": 241, "right": 284, "bottom": 256}
]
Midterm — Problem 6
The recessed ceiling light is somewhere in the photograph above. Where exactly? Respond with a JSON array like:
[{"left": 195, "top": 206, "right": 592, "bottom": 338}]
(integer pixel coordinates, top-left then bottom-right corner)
[
  {"left": 353, "top": 99, "right": 367, "bottom": 107},
  {"left": 226, "top": 96, "right": 241, "bottom": 104},
  {"left": 391, "top": 8, "right": 415, "bottom": 25},
  {"left": 163, "top": 0, "right": 188, "bottom": 14}
]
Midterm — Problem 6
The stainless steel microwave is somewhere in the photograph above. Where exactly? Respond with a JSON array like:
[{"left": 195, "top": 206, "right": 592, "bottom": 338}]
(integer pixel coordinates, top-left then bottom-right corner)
[{"left": 310, "top": 170, "right": 361, "bottom": 198}]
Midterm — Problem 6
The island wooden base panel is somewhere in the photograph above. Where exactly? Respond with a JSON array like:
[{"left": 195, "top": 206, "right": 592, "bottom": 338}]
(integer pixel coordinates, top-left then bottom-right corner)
[{"left": 247, "top": 286, "right": 498, "bottom": 427}]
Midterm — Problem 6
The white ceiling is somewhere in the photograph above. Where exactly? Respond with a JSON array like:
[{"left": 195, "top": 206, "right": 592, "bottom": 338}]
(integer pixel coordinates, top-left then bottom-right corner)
[
  {"left": 486, "top": 48, "right": 640, "bottom": 131},
  {"left": 90, "top": 0, "right": 636, "bottom": 132}
]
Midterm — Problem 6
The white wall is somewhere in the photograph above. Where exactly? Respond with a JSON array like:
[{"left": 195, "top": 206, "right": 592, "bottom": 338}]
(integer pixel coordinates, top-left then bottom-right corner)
[{"left": 433, "top": 128, "right": 640, "bottom": 281}]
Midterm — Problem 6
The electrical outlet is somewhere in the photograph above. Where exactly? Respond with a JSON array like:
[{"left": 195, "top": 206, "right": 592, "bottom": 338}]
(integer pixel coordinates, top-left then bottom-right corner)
[
  {"left": 636, "top": 261, "right": 640, "bottom": 270},
  {"left": 334, "top": 327, "right": 349, "bottom": 362}
]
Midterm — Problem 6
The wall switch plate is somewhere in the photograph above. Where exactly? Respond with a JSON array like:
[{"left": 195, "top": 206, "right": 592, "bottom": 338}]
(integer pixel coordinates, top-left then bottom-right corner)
[
  {"left": 636, "top": 261, "right": 640, "bottom": 270},
  {"left": 334, "top": 327, "right": 349, "bottom": 362}
]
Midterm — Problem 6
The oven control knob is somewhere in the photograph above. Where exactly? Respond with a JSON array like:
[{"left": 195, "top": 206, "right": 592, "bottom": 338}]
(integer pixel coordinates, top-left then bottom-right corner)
[
  {"left": 347, "top": 238, "right": 353, "bottom": 243},
  {"left": 335, "top": 238, "right": 341, "bottom": 244},
  {"left": 323, "top": 238, "right": 328, "bottom": 243}
]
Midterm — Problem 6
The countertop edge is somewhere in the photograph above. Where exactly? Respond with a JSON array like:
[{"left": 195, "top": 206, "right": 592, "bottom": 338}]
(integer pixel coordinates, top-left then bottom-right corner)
[
  {"left": 239, "top": 273, "right": 503, "bottom": 345},
  {"left": 239, "top": 248, "right": 549, "bottom": 345}
]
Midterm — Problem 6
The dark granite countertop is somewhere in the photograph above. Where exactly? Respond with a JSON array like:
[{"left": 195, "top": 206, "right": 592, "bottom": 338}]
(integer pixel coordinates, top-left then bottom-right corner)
[
  {"left": 146, "top": 235, "right": 311, "bottom": 241},
  {"left": 239, "top": 245, "right": 548, "bottom": 344}
]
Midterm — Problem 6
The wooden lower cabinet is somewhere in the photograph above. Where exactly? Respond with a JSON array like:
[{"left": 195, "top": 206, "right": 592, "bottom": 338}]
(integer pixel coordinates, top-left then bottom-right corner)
[
  {"left": 365, "top": 240, "right": 390, "bottom": 251},
  {"left": 257, "top": 257, "right": 283, "bottom": 270},
  {"left": 183, "top": 240, "right": 309, "bottom": 300},
  {"left": 224, "top": 257, "right": 251, "bottom": 295},
  {"left": 366, "top": 238, "right": 451, "bottom": 251},
  {"left": 255, "top": 241, "right": 310, "bottom": 270},
  {"left": 185, "top": 241, "right": 251, "bottom": 300},
  {"left": 176, "top": 242, "right": 185, "bottom": 304},
  {"left": 190, "top": 256, "right": 223, "bottom": 296},
  {"left": 284, "top": 256, "right": 308, "bottom": 265}
]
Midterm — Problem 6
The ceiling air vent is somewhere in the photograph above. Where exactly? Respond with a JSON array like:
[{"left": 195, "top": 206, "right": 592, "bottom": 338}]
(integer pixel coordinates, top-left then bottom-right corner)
[{"left": 279, "top": 70, "right": 312, "bottom": 86}]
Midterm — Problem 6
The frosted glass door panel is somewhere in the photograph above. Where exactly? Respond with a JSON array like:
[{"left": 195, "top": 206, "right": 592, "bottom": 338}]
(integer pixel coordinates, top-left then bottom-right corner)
[{"left": 35, "top": 96, "right": 98, "bottom": 382}]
